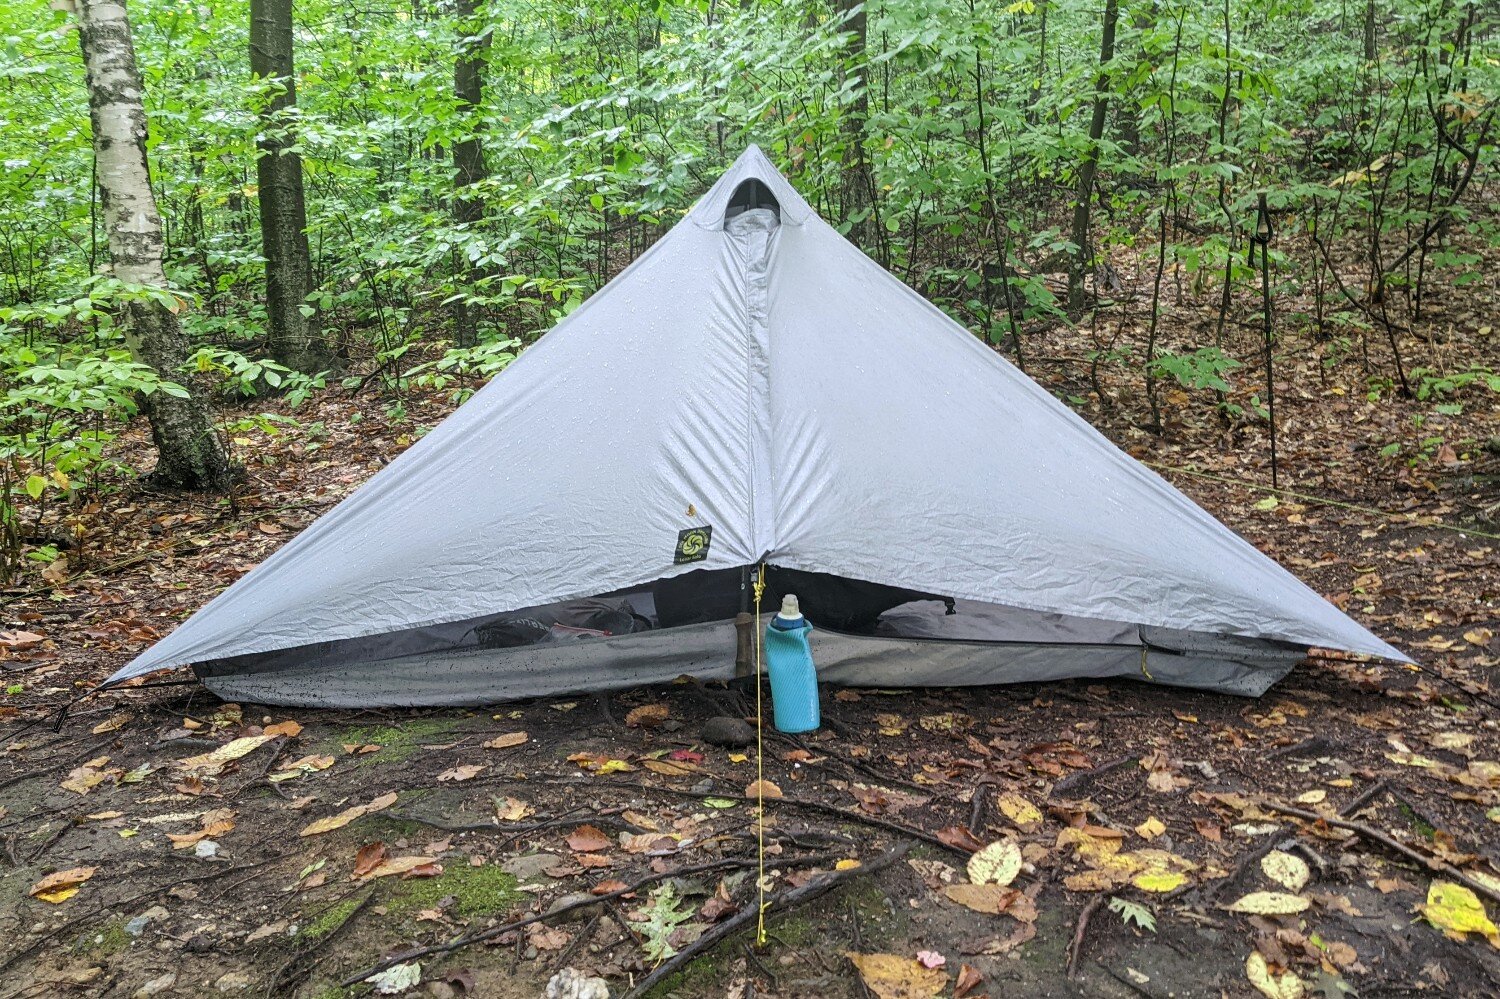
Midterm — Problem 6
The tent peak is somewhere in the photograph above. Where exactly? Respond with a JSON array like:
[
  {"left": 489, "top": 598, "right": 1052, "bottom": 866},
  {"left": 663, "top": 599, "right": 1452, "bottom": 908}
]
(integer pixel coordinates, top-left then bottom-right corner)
[{"left": 688, "top": 145, "right": 814, "bottom": 229}]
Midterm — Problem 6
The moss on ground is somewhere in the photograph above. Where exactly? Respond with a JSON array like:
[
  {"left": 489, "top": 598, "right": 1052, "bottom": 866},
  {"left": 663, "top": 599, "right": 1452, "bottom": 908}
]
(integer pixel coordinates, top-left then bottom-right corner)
[
  {"left": 300, "top": 897, "right": 364, "bottom": 941},
  {"left": 386, "top": 863, "right": 521, "bottom": 919},
  {"left": 72, "top": 919, "right": 130, "bottom": 958},
  {"left": 307, "top": 986, "right": 352, "bottom": 999},
  {"left": 326, "top": 718, "right": 455, "bottom": 764}
]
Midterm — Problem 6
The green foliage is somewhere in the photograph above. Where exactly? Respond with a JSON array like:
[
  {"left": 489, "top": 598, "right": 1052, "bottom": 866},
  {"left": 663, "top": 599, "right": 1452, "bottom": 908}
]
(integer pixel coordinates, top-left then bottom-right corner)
[
  {"left": 0, "top": 0, "right": 1492, "bottom": 578},
  {"left": 638, "top": 882, "right": 694, "bottom": 965},
  {"left": 1108, "top": 896, "right": 1156, "bottom": 933},
  {"left": 1150, "top": 347, "right": 1243, "bottom": 394}
]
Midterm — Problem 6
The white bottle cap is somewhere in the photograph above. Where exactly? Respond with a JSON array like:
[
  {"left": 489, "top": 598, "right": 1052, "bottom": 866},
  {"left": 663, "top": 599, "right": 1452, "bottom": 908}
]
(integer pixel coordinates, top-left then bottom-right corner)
[{"left": 779, "top": 594, "right": 801, "bottom": 618}]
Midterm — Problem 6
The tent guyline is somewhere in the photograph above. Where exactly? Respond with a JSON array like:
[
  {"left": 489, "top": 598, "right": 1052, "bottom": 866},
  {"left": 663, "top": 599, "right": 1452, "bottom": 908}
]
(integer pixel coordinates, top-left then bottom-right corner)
[{"left": 104, "top": 146, "right": 1406, "bottom": 708}]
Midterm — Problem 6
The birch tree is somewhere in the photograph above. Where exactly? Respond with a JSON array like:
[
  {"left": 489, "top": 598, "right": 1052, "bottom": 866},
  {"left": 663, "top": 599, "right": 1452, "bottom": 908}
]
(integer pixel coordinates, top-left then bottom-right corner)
[{"left": 74, "top": 0, "right": 231, "bottom": 490}]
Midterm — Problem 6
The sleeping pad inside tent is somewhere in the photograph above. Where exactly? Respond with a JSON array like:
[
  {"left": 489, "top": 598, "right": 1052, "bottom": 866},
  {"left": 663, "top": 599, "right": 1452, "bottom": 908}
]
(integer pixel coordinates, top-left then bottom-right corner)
[{"left": 103, "top": 146, "right": 1407, "bottom": 708}]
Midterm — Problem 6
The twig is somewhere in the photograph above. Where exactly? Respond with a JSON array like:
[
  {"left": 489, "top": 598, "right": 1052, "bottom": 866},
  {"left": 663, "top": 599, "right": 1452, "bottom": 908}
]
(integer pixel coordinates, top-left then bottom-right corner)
[
  {"left": 1268, "top": 736, "right": 1331, "bottom": 760},
  {"left": 540, "top": 778, "right": 972, "bottom": 857},
  {"left": 622, "top": 841, "right": 913, "bottom": 998},
  {"left": 229, "top": 736, "right": 287, "bottom": 801},
  {"left": 1191, "top": 829, "right": 1287, "bottom": 905},
  {"left": 264, "top": 891, "right": 375, "bottom": 997},
  {"left": 1340, "top": 779, "right": 1389, "bottom": 817},
  {"left": 25, "top": 819, "right": 74, "bottom": 864},
  {"left": 1066, "top": 896, "right": 1104, "bottom": 980},
  {"left": 847, "top": 899, "right": 874, "bottom": 999},
  {"left": 551, "top": 913, "right": 601, "bottom": 971},
  {"left": 1260, "top": 800, "right": 1500, "bottom": 906},
  {"left": 0, "top": 853, "right": 292, "bottom": 973},
  {"left": 341, "top": 850, "right": 841, "bottom": 986},
  {"left": 1052, "top": 756, "right": 1136, "bottom": 798},
  {"left": 968, "top": 778, "right": 992, "bottom": 833},
  {"left": 0, "top": 735, "right": 115, "bottom": 793}
]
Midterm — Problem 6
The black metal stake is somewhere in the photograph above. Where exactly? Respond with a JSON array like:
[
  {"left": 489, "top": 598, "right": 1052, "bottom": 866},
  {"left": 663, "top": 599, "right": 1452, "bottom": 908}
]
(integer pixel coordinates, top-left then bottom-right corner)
[{"left": 1252, "top": 193, "right": 1278, "bottom": 489}]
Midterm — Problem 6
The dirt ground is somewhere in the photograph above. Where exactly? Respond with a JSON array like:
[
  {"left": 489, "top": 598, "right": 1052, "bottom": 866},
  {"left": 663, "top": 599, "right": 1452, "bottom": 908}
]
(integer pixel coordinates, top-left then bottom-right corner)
[{"left": 1, "top": 261, "right": 1498, "bottom": 997}]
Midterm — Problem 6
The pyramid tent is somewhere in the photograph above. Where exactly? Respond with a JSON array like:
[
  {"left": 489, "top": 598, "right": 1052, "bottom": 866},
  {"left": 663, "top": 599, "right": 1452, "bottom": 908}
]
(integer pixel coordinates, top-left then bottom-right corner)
[{"left": 105, "top": 146, "right": 1405, "bottom": 707}]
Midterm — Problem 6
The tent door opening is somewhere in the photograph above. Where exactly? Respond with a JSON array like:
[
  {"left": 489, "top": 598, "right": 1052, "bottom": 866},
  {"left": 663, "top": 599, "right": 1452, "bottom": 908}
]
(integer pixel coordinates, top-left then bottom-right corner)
[{"left": 724, "top": 178, "right": 780, "bottom": 223}]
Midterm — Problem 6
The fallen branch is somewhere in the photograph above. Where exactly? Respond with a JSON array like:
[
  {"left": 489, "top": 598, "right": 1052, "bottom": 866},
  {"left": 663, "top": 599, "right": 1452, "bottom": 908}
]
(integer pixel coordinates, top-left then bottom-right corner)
[
  {"left": 1052, "top": 756, "right": 1136, "bottom": 799},
  {"left": 1339, "top": 779, "right": 1389, "bottom": 817},
  {"left": 1195, "top": 829, "right": 1288, "bottom": 905},
  {"left": 264, "top": 890, "right": 375, "bottom": 998},
  {"left": 381, "top": 807, "right": 647, "bottom": 845},
  {"left": 1261, "top": 800, "right": 1500, "bottom": 906},
  {"left": 1066, "top": 896, "right": 1104, "bottom": 980},
  {"left": 622, "top": 840, "right": 913, "bottom": 998},
  {"left": 540, "top": 777, "right": 972, "bottom": 857},
  {"left": 341, "top": 850, "right": 842, "bottom": 986}
]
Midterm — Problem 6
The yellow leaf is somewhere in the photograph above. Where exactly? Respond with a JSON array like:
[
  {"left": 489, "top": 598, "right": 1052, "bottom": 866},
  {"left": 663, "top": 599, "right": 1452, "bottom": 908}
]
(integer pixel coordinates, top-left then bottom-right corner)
[
  {"left": 299, "top": 791, "right": 397, "bottom": 837},
  {"left": 91, "top": 714, "right": 131, "bottom": 735},
  {"left": 1132, "top": 871, "right": 1185, "bottom": 892},
  {"left": 844, "top": 952, "right": 947, "bottom": 999},
  {"left": 1262, "top": 851, "right": 1310, "bottom": 893},
  {"left": 1295, "top": 790, "right": 1326, "bottom": 805},
  {"left": 967, "top": 840, "right": 1022, "bottom": 887},
  {"left": 944, "top": 883, "right": 1019, "bottom": 913},
  {"left": 270, "top": 754, "right": 336, "bottom": 782},
  {"left": 995, "top": 793, "right": 1043, "bottom": 829},
  {"left": 836, "top": 859, "right": 862, "bottom": 871},
  {"left": 175, "top": 735, "right": 275, "bottom": 775},
  {"left": 1135, "top": 817, "right": 1166, "bottom": 840},
  {"left": 483, "top": 731, "right": 528, "bottom": 750},
  {"left": 728, "top": 753, "right": 749, "bottom": 764},
  {"left": 29, "top": 866, "right": 96, "bottom": 903},
  {"left": 595, "top": 759, "right": 635, "bottom": 774},
  {"left": 1227, "top": 892, "right": 1311, "bottom": 915},
  {"left": 1063, "top": 869, "right": 1120, "bottom": 892},
  {"left": 1420, "top": 881, "right": 1498, "bottom": 938},
  {"left": 356, "top": 856, "right": 439, "bottom": 880},
  {"left": 1246, "top": 951, "right": 1305, "bottom": 999}
]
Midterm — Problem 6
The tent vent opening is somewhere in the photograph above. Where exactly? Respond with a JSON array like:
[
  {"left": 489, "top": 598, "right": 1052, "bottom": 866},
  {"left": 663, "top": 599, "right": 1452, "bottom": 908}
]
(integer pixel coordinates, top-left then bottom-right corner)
[{"left": 725, "top": 178, "right": 780, "bottom": 223}]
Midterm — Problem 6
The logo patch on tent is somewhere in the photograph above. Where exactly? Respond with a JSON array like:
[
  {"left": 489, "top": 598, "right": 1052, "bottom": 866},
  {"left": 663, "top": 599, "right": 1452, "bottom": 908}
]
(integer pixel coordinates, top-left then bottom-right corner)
[{"left": 674, "top": 526, "right": 712, "bottom": 564}]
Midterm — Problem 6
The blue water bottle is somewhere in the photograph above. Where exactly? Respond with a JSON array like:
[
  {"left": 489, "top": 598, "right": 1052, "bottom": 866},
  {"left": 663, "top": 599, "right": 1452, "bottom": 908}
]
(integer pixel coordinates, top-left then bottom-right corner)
[{"left": 765, "top": 594, "right": 820, "bottom": 733}]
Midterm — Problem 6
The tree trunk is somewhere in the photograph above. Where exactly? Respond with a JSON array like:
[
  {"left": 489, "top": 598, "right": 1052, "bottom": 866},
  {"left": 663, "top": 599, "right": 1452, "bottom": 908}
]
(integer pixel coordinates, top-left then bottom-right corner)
[
  {"left": 251, "top": 0, "right": 331, "bottom": 372},
  {"left": 451, "top": 0, "right": 490, "bottom": 349},
  {"left": 837, "top": 0, "right": 875, "bottom": 253},
  {"left": 1067, "top": 0, "right": 1119, "bottom": 313},
  {"left": 76, "top": 0, "right": 231, "bottom": 491}
]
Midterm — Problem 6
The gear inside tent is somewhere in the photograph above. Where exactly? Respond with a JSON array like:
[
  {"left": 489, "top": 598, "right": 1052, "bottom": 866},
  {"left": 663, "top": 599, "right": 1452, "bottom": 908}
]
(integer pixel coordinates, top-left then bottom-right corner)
[{"left": 103, "top": 146, "right": 1407, "bottom": 708}]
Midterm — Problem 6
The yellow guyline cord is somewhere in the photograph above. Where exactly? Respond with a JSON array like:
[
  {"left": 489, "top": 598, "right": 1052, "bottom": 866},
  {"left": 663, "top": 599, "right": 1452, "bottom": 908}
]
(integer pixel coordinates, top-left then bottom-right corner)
[{"left": 752, "top": 563, "right": 769, "bottom": 948}]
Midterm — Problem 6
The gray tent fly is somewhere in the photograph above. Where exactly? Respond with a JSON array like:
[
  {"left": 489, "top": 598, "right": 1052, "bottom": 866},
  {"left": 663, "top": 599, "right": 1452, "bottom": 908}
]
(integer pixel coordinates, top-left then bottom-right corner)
[{"left": 105, "top": 147, "right": 1406, "bottom": 707}]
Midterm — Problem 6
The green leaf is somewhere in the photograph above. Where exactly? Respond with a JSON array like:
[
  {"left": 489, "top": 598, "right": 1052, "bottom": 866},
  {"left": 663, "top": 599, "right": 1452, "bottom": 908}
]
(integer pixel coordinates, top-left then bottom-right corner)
[
  {"left": 1108, "top": 896, "right": 1156, "bottom": 932},
  {"left": 24, "top": 475, "right": 46, "bottom": 500}
]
